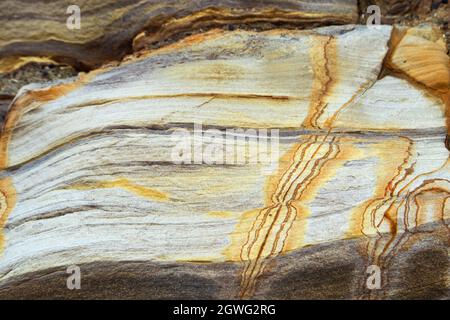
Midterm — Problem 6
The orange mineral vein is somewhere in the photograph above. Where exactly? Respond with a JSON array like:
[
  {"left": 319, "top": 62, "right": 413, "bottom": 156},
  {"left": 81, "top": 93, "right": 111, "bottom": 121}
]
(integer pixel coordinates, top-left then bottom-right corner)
[
  {"left": 238, "top": 35, "right": 346, "bottom": 298},
  {"left": 236, "top": 26, "right": 450, "bottom": 298}
]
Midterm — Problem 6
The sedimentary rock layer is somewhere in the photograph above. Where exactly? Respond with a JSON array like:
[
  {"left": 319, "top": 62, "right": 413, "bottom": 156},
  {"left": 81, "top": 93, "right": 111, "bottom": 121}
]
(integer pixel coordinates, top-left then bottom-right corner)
[
  {"left": 0, "top": 99, "right": 10, "bottom": 130},
  {"left": 0, "top": 222, "right": 448, "bottom": 299},
  {"left": 0, "top": 24, "right": 449, "bottom": 299},
  {"left": 359, "top": 0, "right": 450, "bottom": 54},
  {"left": 0, "top": 0, "right": 358, "bottom": 71}
]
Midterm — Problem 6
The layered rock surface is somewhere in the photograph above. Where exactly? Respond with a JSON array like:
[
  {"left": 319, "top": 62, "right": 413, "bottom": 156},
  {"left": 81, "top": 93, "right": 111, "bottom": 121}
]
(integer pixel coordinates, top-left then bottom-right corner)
[
  {"left": 0, "top": 21, "right": 449, "bottom": 298},
  {"left": 0, "top": 0, "right": 358, "bottom": 71}
]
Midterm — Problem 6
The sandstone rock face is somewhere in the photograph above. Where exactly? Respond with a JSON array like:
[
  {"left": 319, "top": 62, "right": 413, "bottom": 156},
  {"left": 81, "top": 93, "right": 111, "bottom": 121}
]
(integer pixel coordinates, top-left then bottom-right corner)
[
  {"left": 0, "top": 0, "right": 358, "bottom": 100},
  {"left": 0, "top": 0, "right": 358, "bottom": 71},
  {"left": 0, "top": 2, "right": 449, "bottom": 300}
]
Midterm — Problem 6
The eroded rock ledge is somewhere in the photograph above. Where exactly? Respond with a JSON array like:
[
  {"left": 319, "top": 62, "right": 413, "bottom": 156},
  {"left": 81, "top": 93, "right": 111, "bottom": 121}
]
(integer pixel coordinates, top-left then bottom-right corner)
[
  {"left": 0, "top": 22, "right": 449, "bottom": 299},
  {"left": 0, "top": 0, "right": 358, "bottom": 102},
  {"left": 0, "top": 0, "right": 358, "bottom": 71},
  {"left": 1, "top": 0, "right": 448, "bottom": 101}
]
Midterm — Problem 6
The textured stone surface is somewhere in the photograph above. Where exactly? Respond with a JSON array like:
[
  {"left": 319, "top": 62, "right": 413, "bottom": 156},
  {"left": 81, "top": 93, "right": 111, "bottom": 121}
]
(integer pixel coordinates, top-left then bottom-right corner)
[
  {"left": 0, "top": 0, "right": 358, "bottom": 70},
  {"left": 359, "top": 0, "right": 446, "bottom": 23},
  {"left": 0, "top": 62, "right": 77, "bottom": 97},
  {"left": 0, "top": 0, "right": 359, "bottom": 100},
  {"left": 0, "top": 222, "right": 447, "bottom": 299},
  {"left": 0, "top": 100, "right": 10, "bottom": 131},
  {"left": 0, "top": 24, "right": 448, "bottom": 299},
  {"left": 359, "top": 0, "right": 449, "bottom": 52}
]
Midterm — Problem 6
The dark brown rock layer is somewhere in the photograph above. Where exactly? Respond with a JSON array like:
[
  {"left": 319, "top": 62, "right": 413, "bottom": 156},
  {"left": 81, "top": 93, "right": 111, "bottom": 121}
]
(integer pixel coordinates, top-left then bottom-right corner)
[{"left": 0, "top": 222, "right": 447, "bottom": 299}]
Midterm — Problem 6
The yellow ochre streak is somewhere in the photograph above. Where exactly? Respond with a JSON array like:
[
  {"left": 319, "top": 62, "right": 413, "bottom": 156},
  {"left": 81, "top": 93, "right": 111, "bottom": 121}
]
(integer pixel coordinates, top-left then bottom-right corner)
[
  {"left": 68, "top": 178, "right": 169, "bottom": 202},
  {"left": 225, "top": 34, "right": 345, "bottom": 299},
  {"left": 0, "top": 178, "right": 16, "bottom": 255}
]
